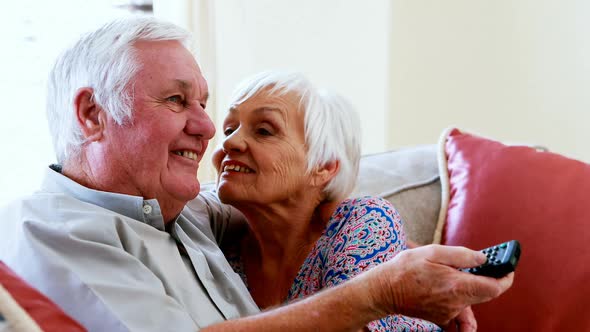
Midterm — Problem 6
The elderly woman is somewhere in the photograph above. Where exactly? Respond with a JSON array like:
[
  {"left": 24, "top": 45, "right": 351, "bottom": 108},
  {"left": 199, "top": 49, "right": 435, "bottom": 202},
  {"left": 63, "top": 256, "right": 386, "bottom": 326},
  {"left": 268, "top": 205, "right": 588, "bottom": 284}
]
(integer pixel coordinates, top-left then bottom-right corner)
[{"left": 212, "top": 71, "right": 441, "bottom": 331}]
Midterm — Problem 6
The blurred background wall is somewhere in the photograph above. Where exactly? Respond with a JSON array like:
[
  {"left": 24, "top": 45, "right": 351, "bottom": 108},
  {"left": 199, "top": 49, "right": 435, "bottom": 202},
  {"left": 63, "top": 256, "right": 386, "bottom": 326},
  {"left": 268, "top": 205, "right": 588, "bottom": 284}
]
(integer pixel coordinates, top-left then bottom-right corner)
[
  {"left": 1, "top": 0, "right": 588, "bottom": 205},
  {"left": 155, "top": 0, "right": 590, "bottom": 181}
]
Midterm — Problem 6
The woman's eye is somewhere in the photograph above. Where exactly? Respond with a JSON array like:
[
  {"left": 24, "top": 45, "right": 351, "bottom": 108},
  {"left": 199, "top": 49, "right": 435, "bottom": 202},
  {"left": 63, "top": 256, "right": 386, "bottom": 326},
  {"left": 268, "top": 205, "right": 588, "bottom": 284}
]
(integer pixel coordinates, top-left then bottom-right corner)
[
  {"left": 223, "top": 128, "right": 235, "bottom": 136},
  {"left": 257, "top": 127, "right": 272, "bottom": 136}
]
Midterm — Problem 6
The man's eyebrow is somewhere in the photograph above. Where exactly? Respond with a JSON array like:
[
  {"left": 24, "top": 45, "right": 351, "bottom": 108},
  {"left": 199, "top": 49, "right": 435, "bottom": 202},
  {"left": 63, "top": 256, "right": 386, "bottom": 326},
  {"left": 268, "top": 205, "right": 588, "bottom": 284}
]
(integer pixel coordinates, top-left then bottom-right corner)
[
  {"left": 174, "top": 79, "right": 191, "bottom": 90},
  {"left": 173, "top": 79, "right": 208, "bottom": 102}
]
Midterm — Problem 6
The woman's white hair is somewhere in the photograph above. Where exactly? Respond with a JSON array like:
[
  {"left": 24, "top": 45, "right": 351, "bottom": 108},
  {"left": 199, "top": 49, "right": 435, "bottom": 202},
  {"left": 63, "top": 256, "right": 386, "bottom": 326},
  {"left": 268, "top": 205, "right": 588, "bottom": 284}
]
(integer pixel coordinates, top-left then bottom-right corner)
[
  {"left": 47, "top": 16, "right": 191, "bottom": 163},
  {"left": 229, "top": 71, "right": 362, "bottom": 201}
]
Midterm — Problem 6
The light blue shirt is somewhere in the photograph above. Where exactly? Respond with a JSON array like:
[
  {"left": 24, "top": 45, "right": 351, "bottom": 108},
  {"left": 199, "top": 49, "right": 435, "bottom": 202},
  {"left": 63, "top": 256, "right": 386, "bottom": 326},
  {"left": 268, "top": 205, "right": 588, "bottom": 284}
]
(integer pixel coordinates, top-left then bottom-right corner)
[{"left": 0, "top": 165, "right": 259, "bottom": 331}]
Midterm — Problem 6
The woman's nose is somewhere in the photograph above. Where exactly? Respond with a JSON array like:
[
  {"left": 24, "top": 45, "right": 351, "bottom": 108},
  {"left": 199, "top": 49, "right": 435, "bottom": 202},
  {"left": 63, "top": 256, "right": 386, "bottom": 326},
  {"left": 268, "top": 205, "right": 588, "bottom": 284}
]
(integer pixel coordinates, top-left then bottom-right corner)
[{"left": 222, "top": 128, "right": 247, "bottom": 153}]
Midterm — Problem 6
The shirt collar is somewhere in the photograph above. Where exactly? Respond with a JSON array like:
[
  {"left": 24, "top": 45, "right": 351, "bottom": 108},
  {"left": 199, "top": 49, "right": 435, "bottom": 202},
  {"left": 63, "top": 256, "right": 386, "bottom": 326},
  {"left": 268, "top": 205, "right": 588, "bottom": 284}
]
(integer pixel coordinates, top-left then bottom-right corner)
[{"left": 42, "top": 164, "right": 167, "bottom": 231}]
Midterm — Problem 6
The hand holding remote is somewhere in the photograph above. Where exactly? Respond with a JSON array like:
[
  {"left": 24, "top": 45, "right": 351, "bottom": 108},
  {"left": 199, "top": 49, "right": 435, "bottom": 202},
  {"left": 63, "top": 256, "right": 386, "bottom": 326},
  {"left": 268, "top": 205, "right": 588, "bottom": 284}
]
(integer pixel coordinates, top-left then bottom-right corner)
[{"left": 461, "top": 240, "right": 521, "bottom": 278}]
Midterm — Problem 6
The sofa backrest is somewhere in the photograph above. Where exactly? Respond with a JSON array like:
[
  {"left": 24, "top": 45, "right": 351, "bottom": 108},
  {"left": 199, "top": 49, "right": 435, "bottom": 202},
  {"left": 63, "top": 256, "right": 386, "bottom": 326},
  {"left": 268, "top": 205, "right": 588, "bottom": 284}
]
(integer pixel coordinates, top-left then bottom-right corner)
[{"left": 352, "top": 145, "right": 441, "bottom": 245}]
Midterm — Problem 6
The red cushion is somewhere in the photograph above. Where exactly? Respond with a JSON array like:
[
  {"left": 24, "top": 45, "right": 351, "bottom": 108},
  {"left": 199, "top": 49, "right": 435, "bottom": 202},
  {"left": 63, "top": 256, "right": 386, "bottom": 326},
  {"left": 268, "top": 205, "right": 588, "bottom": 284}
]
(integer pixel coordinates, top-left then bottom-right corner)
[
  {"left": 0, "top": 261, "right": 86, "bottom": 332},
  {"left": 441, "top": 128, "right": 590, "bottom": 332}
]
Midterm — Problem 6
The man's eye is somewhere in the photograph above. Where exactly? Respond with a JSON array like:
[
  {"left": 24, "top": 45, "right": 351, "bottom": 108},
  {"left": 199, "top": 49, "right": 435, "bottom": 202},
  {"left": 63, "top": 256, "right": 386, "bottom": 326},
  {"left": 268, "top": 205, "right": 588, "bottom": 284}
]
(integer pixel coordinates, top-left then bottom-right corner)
[
  {"left": 166, "top": 95, "right": 184, "bottom": 104},
  {"left": 223, "top": 128, "right": 235, "bottom": 136}
]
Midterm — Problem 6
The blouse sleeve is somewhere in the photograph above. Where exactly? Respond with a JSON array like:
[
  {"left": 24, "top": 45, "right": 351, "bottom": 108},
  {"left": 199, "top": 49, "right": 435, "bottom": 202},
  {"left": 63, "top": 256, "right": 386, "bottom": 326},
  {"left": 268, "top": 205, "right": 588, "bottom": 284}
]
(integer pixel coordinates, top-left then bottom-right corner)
[
  {"left": 322, "top": 196, "right": 441, "bottom": 332},
  {"left": 322, "top": 196, "right": 406, "bottom": 287}
]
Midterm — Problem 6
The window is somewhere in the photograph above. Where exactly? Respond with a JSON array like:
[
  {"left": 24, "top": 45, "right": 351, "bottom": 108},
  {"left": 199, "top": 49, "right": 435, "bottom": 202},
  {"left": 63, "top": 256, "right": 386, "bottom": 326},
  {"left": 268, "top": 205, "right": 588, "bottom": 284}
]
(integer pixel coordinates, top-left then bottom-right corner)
[{"left": 0, "top": 1, "right": 151, "bottom": 206}]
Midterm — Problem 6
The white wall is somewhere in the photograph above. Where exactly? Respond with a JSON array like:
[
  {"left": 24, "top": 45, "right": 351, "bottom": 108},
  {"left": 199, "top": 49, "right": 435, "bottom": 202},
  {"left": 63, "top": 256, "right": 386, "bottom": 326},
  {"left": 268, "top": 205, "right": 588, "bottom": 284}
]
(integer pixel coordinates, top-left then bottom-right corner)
[
  {"left": 156, "top": 0, "right": 393, "bottom": 181},
  {"left": 389, "top": 0, "right": 590, "bottom": 162},
  {"left": 4, "top": 1, "right": 588, "bottom": 207},
  {"left": 211, "top": 0, "right": 392, "bottom": 156},
  {"left": 158, "top": 0, "right": 590, "bottom": 181}
]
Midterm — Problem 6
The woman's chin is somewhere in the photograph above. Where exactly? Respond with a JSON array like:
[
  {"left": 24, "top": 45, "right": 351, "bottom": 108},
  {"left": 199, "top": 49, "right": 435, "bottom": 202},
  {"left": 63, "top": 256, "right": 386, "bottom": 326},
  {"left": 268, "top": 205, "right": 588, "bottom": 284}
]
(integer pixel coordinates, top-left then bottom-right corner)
[
  {"left": 216, "top": 184, "right": 246, "bottom": 204},
  {"left": 216, "top": 185, "right": 233, "bottom": 203}
]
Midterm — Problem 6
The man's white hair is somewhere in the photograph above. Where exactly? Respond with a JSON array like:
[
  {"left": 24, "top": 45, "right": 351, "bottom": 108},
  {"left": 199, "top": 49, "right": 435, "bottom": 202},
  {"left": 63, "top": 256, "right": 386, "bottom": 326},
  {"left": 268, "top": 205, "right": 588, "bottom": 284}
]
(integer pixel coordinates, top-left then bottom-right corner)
[
  {"left": 46, "top": 16, "right": 191, "bottom": 163},
  {"left": 229, "top": 71, "right": 361, "bottom": 201}
]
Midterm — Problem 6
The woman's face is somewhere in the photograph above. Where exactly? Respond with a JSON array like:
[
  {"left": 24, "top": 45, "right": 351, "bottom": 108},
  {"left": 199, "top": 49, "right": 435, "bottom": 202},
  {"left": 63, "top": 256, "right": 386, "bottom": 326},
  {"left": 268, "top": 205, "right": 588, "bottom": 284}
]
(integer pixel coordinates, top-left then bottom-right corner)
[{"left": 212, "top": 89, "right": 313, "bottom": 206}]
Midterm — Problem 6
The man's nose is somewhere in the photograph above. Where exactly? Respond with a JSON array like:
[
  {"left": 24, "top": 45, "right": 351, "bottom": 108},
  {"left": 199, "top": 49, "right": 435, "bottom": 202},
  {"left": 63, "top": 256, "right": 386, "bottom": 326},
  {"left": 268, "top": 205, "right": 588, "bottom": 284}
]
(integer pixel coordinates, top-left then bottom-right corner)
[{"left": 185, "top": 104, "right": 215, "bottom": 140}]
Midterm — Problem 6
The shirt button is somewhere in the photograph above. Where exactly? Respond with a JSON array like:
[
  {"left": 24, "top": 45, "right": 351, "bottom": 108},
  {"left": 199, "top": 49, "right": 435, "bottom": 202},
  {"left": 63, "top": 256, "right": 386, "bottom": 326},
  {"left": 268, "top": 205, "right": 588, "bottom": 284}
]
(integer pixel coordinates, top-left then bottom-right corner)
[{"left": 142, "top": 205, "right": 152, "bottom": 214}]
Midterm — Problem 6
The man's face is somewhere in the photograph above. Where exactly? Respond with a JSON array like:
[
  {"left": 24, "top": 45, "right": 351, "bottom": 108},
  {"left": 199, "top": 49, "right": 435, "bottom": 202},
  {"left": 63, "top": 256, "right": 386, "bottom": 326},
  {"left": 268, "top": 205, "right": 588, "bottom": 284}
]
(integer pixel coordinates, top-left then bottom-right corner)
[{"left": 101, "top": 40, "right": 214, "bottom": 212}]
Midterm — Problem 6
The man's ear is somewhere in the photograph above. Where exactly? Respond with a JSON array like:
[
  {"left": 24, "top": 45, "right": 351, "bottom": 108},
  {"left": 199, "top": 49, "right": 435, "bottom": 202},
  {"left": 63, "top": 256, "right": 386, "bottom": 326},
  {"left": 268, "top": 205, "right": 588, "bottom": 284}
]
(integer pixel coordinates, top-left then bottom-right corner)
[
  {"left": 311, "top": 160, "right": 340, "bottom": 188},
  {"left": 74, "top": 88, "right": 104, "bottom": 142}
]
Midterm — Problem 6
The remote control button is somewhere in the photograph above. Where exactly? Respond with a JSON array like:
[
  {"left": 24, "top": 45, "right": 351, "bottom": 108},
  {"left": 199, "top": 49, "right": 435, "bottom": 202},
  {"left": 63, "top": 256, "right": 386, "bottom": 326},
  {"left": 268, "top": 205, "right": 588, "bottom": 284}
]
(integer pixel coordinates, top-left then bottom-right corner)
[{"left": 464, "top": 241, "right": 520, "bottom": 278}]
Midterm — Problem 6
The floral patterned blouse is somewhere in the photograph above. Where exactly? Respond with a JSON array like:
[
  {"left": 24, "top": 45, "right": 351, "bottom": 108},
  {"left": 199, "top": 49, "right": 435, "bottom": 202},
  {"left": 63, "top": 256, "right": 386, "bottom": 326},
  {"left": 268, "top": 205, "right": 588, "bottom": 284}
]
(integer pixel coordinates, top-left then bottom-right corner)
[{"left": 226, "top": 196, "right": 442, "bottom": 332}]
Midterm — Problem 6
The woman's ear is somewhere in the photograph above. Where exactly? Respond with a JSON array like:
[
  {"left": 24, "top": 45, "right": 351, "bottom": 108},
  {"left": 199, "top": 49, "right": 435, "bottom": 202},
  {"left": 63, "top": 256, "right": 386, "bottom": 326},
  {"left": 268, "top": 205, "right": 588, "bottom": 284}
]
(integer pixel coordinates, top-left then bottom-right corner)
[
  {"left": 312, "top": 160, "right": 340, "bottom": 188},
  {"left": 74, "top": 88, "right": 104, "bottom": 142}
]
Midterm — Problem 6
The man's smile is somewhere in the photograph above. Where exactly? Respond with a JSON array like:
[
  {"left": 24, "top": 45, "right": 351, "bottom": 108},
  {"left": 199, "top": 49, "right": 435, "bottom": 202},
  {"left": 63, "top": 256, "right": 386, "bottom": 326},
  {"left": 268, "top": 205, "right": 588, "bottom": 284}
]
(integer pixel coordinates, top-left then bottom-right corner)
[{"left": 173, "top": 150, "right": 198, "bottom": 161}]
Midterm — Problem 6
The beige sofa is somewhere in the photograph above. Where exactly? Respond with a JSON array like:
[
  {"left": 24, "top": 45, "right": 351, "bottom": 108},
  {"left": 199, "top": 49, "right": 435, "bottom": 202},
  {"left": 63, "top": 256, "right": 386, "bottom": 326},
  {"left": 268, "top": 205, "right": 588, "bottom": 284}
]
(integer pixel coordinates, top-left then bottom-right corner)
[{"left": 352, "top": 144, "right": 442, "bottom": 245}]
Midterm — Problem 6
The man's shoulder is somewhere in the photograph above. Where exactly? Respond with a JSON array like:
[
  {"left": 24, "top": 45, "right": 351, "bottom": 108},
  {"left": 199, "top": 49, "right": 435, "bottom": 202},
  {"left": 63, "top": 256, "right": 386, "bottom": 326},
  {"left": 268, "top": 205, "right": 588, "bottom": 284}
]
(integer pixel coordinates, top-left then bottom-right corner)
[
  {"left": 2, "top": 190, "right": 116, "bottom": 224},
  {"left": 181, "top": 190, "right": 246, "bottom": 244},
  {"left": 0, "top": 191, "right": 124, "bottom": 267},
  {"left": 183, "top": 190, "right": 226, "bottom": 222},
  {"left": 0, "top": 190, "right": 143, "bottom": 250}
]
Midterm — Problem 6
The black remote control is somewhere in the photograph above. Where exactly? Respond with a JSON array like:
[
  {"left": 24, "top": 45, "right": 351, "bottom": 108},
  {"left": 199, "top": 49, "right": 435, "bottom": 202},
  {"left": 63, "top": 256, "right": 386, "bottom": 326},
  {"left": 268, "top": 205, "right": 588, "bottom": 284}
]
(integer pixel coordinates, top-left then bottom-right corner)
[{"left": 460, "top": 240, "right": 521, "bottom": 278}]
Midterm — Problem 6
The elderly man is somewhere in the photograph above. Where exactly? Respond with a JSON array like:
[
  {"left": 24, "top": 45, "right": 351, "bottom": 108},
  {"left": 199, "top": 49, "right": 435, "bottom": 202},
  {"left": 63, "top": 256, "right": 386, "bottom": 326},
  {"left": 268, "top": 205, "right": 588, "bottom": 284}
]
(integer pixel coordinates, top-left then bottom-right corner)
[{"left": 0, "top": 17, "right": 512, "bottom": 331}]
